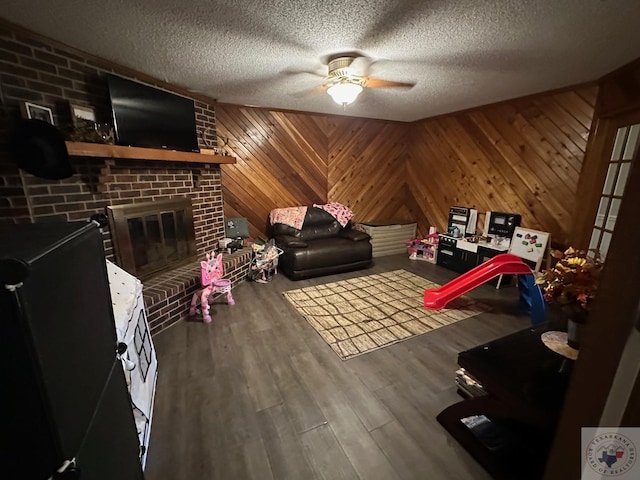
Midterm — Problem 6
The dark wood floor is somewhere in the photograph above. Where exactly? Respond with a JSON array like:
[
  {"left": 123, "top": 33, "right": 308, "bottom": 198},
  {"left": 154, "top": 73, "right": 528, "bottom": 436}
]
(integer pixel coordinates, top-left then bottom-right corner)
[{"left": 144, "top": 254, "right": 531, "bottom": 480}]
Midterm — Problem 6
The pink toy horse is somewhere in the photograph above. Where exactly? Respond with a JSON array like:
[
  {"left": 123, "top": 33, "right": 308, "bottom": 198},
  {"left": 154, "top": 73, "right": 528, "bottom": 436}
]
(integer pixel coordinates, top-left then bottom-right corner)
[{"left": 189, "top": 251, "right": 235, "bottom": 323}]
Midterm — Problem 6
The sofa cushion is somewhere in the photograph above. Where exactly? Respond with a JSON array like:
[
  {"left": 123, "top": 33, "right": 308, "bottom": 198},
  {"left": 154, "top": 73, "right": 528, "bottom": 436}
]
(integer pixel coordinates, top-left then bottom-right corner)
[
  {"left": 276, "top": 234, "right": 308, "bottom": 248},
  {"left": 273, "top": 207, "right": 342, "bottom": 241},
  {"left": 340, "top": 229, "right": 370, "bottom": 242},
  {"left": 281, "top": 237, "right": 372, "bottom": 272}
]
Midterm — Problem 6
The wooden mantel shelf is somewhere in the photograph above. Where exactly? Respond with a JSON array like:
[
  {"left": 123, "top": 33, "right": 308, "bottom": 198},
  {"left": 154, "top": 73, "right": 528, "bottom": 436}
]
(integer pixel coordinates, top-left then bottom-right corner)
[{"left": 65, "top": 141, "right": 236, "bottom": 164}]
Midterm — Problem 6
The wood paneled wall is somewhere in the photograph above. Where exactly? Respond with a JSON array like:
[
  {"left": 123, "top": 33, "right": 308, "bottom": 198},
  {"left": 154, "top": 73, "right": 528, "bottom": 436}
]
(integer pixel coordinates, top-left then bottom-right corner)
[
  {"left": 217, "top": 86, "right": 597, "bottom": 244},
  {"left": 408, "top": 86, "right": 598, "bottom": 244},
  {"left": 327, "top": 118, "right": 410, "bottom": 223},
  {"left": 216, "top": 106, "right": 409, "bottom": 238}
]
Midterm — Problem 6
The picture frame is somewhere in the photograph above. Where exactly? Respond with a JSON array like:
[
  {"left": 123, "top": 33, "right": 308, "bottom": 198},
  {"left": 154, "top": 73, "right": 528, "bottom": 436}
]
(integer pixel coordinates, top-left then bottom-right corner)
[
  {"left": 70, "top": 103, "right": 96, "bottom": 126},
  {"left": 22, "top": 102, "right": 54, "bottom": 124}
]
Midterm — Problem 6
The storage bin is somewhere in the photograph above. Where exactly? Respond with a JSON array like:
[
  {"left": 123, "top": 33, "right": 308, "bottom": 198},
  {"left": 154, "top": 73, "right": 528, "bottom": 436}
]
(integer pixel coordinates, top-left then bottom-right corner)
[{"left": 358, "top": 221, "right": 417, "bottom": 258}]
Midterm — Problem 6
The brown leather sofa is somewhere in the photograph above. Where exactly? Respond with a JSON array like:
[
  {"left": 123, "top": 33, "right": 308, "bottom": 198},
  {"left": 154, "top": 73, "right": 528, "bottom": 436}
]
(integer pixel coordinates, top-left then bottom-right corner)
[{"left": 272, "top": 207, "right": 373, "bottom": 280}]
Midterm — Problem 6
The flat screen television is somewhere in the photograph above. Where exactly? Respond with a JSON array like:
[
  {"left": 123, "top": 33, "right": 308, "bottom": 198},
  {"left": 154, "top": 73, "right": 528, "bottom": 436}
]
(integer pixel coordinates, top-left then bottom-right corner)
[{"left": 106, "top": 74, "right": 199, "bottom": 152}]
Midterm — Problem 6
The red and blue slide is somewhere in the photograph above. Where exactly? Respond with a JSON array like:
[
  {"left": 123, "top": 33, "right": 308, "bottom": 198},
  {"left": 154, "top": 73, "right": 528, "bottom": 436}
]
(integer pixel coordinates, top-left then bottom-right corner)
[{"left": 424, "top": 253, "right": 546, "bottom": 324}]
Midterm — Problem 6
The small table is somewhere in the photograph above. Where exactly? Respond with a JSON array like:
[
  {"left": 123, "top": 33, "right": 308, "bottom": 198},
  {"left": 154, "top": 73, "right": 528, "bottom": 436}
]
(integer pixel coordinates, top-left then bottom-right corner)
[{"left": 541, "top": 331, "right": 579, "bottom": 360}]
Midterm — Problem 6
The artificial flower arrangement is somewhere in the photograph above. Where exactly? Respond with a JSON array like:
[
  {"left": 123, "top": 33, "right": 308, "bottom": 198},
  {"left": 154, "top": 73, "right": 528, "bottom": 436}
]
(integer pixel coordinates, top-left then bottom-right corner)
[{"left": 535, "top": 247, "right": 604, "bottom": 323}]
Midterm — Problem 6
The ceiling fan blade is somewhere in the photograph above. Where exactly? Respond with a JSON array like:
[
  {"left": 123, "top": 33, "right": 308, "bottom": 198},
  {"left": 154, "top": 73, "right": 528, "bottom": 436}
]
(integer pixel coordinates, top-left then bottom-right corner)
[
  {"left": 281, "top": 68, "right": 326, "bottom": 78},
  {"left": 365, "top": 78, "right": 416, "bottom": 89},
  {"left": 292, "top": 84, "right": 327, "bottom": 98}
]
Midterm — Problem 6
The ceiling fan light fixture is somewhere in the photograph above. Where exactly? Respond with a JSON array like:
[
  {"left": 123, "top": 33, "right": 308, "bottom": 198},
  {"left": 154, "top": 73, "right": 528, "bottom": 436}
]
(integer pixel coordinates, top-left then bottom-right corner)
[{"left": 327, "top": 82, "right": 363, "bottom": 106}]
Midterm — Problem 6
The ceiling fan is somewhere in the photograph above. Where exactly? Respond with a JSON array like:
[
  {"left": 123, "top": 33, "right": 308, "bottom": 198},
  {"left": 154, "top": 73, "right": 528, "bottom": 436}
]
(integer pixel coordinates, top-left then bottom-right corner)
[{"left": 307, "top": 55, "right": 416, "bottom": 106}]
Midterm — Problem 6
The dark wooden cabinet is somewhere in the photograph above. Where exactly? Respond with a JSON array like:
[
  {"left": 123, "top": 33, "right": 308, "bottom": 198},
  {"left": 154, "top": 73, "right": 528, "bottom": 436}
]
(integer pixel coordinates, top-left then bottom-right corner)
[
  {"left": 437, "top": 325, "right": 570, "bottom": 480},
  {"left": 0, "top": 222, "right": 144, "bottom": 480}
]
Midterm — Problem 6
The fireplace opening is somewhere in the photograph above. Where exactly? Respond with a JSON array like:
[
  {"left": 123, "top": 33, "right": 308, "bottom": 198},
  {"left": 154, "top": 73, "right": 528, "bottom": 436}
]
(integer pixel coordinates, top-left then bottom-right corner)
[{"left": 107, "top": 198, "right": 197, "bottom": 279}]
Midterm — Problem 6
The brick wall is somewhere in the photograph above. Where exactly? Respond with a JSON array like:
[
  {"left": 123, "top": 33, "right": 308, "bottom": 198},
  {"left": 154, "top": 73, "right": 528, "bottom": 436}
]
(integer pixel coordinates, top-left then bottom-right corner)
[
  {"left": 0, "top": 21, "right": 249, "bottom": 333},
  {"left": 0, "top": 22, "right": 217, "bottom": 147},
  {"left": 0, "top": 21, "right": 225, "bottom": 253},
  {"left": 144, "top": 249, "right": 252, "bottom": 334},
  {"left": 98, "top": 159, "right": 225, "bottom": 258},
  {"left": 7, "top": 156, "right": 225, "bottom": 257}
]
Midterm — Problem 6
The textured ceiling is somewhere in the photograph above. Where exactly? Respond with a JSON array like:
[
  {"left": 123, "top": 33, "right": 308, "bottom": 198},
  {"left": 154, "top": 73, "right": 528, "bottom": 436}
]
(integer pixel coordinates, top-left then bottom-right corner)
[{"left": 3, "top": 0, "right": 640, "bottom": 122}]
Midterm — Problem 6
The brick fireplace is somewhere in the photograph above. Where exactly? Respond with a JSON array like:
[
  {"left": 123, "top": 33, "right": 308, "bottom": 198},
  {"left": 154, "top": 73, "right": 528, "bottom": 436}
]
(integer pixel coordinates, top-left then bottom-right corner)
[
  {"left": 0, "top": 151, "right": 250, "bottom": 333},
  {"left": 0, "top": 22, "right": 250, "bottom": 334},
  {"left": 107, "top": 197, "right": 198, "bottom": 279}
]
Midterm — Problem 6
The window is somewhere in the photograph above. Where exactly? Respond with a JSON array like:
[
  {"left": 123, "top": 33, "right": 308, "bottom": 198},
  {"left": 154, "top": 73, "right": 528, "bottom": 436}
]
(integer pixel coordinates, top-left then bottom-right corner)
[{"left": 589, "top": 123, "right": 639, "bottom": 259}]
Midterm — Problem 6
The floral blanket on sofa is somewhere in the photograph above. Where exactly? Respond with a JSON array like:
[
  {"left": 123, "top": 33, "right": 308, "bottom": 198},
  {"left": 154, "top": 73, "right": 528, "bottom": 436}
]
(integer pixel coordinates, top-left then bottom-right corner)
[
  {"left": 269, "top": 206, "right": 308, "bottom": 230},
  {"left": 313, "top": 202, "right": 354, "bottom": 227},
  {"left": 270, "top": 202, "right": 354, "bottom": 229}
]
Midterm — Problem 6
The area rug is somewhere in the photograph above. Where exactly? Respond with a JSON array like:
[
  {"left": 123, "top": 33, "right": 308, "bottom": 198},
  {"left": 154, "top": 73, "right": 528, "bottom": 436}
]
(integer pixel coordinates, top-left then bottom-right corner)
[{"left": 283, "top": 270, "right": 490, "bottom": 360}]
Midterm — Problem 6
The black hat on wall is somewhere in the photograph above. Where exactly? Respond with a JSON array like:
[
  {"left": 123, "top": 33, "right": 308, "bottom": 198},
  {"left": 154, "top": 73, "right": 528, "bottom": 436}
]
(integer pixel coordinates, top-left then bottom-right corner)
[{"left": 11, "top": 119, "right": 73, "bottom": 180}]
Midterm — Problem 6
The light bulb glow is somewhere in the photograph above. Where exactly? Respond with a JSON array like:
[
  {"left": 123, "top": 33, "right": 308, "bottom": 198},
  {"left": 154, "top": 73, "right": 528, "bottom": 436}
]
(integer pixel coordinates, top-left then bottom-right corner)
[{"left": 327, "top": 82, "right": 363, "bottom": 106}]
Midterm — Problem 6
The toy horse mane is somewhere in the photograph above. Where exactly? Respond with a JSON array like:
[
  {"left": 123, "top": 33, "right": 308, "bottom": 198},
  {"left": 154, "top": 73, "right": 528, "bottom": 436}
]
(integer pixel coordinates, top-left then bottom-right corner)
[{"left": 200, "top": 251, "right": 223, "bottom": 286}]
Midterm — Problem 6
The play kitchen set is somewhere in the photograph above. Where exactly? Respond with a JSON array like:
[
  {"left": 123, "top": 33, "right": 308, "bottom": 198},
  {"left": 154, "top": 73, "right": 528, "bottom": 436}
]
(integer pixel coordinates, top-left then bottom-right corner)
[{"left": 436, "top": 207, "right": 530, "bottom": 282}]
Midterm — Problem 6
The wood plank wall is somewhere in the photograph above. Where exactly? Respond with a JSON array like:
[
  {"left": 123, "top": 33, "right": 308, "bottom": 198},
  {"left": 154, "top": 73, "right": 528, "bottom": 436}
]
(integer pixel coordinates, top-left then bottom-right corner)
[
  {"left": 216, "top": 106, "right": 410, "bottom": 238},
  {"left": 408, "top": 86, "right": 598, "bottom": 244},
  {"left": 327, "top": 118, "right": 411, "bottom": 224},
  {"left": 217, "top": 86, "right": 597, "bottom": 245}
]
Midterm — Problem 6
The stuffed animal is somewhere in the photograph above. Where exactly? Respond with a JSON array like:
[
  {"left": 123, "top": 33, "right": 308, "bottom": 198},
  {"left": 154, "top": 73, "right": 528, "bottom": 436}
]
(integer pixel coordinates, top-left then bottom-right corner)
[{"left": 189, "top": 251, "right": 235, "bottom": 323}]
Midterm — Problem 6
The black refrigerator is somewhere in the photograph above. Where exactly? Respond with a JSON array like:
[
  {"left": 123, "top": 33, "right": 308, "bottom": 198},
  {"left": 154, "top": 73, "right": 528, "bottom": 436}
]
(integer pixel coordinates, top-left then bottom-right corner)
[{"left": 0, "top": 222, "right": 144, "bottom": 480}]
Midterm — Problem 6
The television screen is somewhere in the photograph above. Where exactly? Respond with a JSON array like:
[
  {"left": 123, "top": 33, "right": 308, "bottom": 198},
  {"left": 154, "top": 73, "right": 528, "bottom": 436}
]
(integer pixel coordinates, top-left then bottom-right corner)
[{"left": 107, "top": 74, "right": 199, "bottom": 152}]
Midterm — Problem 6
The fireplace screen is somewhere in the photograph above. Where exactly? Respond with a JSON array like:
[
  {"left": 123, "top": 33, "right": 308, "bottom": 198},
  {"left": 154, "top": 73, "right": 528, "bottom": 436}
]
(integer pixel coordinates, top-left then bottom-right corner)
[{"left": 107, "top": 198, "right": 196, "bottom": 278}]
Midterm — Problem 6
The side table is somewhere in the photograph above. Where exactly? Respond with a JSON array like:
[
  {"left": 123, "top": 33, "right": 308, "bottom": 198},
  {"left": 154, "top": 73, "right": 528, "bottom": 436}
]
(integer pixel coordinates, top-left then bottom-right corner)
[{"left": 541, "top": 331, "right": 579, "bottom": 360}]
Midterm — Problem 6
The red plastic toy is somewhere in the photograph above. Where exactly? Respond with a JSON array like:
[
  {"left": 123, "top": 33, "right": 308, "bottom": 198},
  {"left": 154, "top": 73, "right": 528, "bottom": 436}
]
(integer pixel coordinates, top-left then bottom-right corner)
[{"left": 424, "top": 253, "right": 533, "bottom": 310}]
